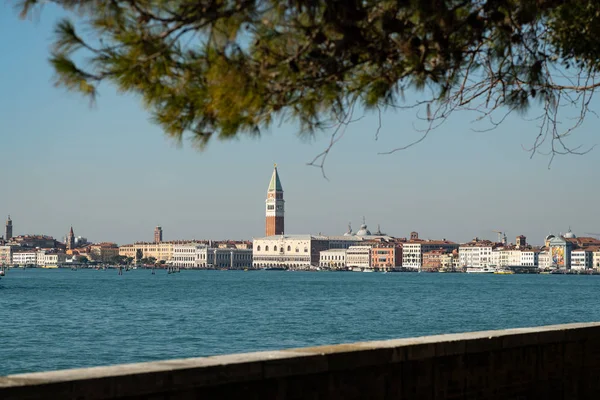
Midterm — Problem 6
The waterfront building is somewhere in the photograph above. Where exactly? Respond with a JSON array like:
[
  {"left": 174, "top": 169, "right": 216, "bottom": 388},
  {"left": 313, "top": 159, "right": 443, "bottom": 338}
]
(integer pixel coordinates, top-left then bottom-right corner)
[
  {"left": 493, "top": 249, "right": 522, "bottom": 267},
  {"left": 265, "top": 164, "right": 285, "bottom": 236},
  {"left": 12, "top": 250, "right": 37, "bottom": 266},
  {"left": 547, "top": 234, "right": 573, "bottom": 269},
  {"left": 422, "top": 249, "right": 452, "bottom": 272},
  {"left": 5, "top": 215, "right": 12, "bottom": 241},
  {"left": 570, "top": 249, "right": 593, "bottom": 270},
  {"left": 0, "top": 245, "right": 12, "bottom": 266},
  {"left": 459, "top": 239, "right": 496, "bottom": 268},
  {"left": 319, "top": 249, "right": 347, "bottom": 269},
  {"left": 520, "top": 250, "right": 540, "bottom": 267},
  {"left": 252, "top": 235, "right": 328, "bottom": 269},
  {"left": 543, "top": 229, "right": 600, "bottom": 269},
  {"left": 371, "top": 244, "right": 402, "bottom": 271},
  {"left": 66, "top": 227, "right": 75, "bottom": 250},
  {"left": 538, "top": 251, "right": 551, "bottom": 269},
  {"left": 346, "top": 246, "right": 372, "bottom": 269},
  {"left": 173, "top": 243, "right": 203, "bottom": 268},
  {"left": 119, "top": 241, "right": 179, "bottom": 261},
  {"left": 36, "top": 250, "right": 66, "bottom": 266},
  {"left": 593, "top": 248, "right": 600, "bottom": 270},
  {"left": 440, "top": 251, "right": 460, "bottom": 271},
  {"left": 154, "top": 226, "right": 163, "bottom": 243},
  {"left": 196, "top": 246, "right": 253, "bottom": 269},
  {"left": 89, "top": 243, "right": 119, "bottom": 262},
  {"left": 403, "top": 239, "right": 459, "bottom": 269}
]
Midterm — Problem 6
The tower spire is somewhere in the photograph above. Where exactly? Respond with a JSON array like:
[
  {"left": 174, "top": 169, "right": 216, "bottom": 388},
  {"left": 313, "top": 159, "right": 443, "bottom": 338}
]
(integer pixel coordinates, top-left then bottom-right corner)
[
  {"left": 265, "top": 164, "right": 285, "bottom": 236},
  {"left": 67, "top": 226, "right": 75, "bottom": 250}
]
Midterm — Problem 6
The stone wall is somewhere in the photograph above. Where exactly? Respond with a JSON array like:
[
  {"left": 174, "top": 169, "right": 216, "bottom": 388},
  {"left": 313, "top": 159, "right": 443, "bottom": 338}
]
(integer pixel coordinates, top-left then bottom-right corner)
[{"left": 2, "top": 322, "right": 600, "bottom": 399}]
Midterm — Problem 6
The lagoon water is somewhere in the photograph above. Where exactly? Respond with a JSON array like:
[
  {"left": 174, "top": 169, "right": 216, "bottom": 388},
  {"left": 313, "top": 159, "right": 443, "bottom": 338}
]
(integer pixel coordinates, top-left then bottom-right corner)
[{"left": 1, "top": 269, "right": 599, "bottom": 375}]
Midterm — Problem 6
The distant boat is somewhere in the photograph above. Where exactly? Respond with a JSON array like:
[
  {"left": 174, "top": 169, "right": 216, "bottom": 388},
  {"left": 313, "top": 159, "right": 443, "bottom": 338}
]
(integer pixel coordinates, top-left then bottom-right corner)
[
  {"left": 466, "top": 267, "right": 495, "bottom": 274},
  {"left": 0, "top": 270, "right": 5, "bottom": 277},
  {"left": 494, "top": 269, "right": 514, "bottom": 275}
]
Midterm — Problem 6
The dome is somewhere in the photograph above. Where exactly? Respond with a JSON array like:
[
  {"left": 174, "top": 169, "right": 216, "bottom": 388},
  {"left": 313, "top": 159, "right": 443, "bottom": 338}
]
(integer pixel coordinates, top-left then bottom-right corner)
[
  {"left": 563, "top": 229, "right": 576, "bottom": 239},
  {"left": 355, "top": 223, "right": 371, "bottom": 236},
  {"left": 545, "top": 234, "right": 555, "bottom": 242},
  {"left": 344, "top": 222, "right": 354, "bottom": 236}
]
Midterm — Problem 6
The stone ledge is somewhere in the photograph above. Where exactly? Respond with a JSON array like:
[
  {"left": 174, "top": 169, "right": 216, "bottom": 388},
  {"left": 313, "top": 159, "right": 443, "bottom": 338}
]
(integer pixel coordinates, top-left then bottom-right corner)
[{"left": 2, "top": 322, "right": 600, "bottom": 399}]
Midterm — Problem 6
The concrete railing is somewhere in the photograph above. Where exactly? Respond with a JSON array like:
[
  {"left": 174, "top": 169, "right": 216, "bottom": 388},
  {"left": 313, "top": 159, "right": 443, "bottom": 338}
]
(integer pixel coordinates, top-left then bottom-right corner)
[{"left": 2, "top": 322, "right": 600, "bottom": 399}]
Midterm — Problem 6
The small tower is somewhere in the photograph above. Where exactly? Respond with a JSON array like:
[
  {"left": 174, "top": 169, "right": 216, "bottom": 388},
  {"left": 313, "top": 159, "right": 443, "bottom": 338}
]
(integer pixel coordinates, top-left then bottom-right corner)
[
  {"left": 516, "top": 235, "right": 527, "bottom": 249},
  {"left": 67, "top": 226, "right": 75, "bottom": 250},
  {"left": 265, "top": 164, "right": 284, "bottom": 236},
  {"left": 410, "top": 231, "right": 419, "bottom": 240},
  {"left": 5, "top": 215, "right": 12, "bottom": 241},
  {"left": 154, "top": 226, "right": 163, "bottom": 243}
]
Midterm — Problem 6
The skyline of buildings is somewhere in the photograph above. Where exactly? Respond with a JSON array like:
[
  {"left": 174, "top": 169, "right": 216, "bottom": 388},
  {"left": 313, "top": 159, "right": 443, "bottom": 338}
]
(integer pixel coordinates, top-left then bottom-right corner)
[{"left": 2, "top": 165, "right": 600, "bottom": 271}]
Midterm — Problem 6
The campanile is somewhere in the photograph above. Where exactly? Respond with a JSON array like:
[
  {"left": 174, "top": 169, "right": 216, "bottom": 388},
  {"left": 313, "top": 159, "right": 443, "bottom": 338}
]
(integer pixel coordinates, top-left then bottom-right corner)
[{"left": 265, "top": 164, "right": 284, "bottom": 236}]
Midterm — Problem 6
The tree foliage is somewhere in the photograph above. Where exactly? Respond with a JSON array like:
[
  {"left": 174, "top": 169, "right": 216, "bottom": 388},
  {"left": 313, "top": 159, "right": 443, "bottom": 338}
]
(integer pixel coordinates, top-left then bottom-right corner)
[{"left": 16, "top": 0, "right": 600, "bottom": 163}]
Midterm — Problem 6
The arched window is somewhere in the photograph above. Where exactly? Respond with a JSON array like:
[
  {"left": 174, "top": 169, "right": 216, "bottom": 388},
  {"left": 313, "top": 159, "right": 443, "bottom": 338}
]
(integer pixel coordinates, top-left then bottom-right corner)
[
  {"left": 304, "top": 247, "right": 308, "bottom": 253},
  {"left": 257, "top": 246, "right": 261, "bottom": 251},
  {"left": 265, "top": 246, "right": 269, "bottom": 251},
  {"left": 287, "top": 246, "right": 291, "bottom": 251},
  {"left": 274, "top": 246, "right": 277, "bottom": 252}
]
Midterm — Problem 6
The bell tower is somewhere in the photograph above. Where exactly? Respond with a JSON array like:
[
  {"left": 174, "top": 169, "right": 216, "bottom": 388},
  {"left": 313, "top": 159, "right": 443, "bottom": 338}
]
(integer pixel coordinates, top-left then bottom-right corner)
[
  {"left": 5, "top": 215, "right": 12, "bottom": 241},
  {"left": 265, "top": 164, "right": 284, "bottom": 236}
]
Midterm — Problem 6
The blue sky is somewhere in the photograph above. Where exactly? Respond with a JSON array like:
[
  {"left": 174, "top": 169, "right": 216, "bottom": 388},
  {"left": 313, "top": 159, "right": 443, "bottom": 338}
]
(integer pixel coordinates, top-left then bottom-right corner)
[{"left": 1, "top": 5, "right": 599, "bottom": 245}]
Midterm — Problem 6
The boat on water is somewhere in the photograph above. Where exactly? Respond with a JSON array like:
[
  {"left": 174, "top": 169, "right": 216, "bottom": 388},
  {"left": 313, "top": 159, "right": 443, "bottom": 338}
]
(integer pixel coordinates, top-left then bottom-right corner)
[
  {"left": 40, "top": 265, "right": 58, "bottom": 269},
  {"left": 362, "top": 268, "right": 374, "bottom": 272},
  {"left": 466, "top": 267, "right": 495, "bottom": 274},
  {"left": 0, "top": 270, "right": 5, "bottom": 277},
  {"left": 263, "top": 267, "right": 286, "bottom": 271},
  {"left": 494, "top": 269, "right": 514, "bottom": 275}
]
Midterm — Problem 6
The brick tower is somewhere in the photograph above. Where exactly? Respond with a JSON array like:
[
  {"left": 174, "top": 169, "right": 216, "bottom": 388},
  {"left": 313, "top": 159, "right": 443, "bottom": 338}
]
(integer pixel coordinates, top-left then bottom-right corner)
[
  {"left": 67, "top": 226, "right": 75, "bottom": 250},
  {"left": 5, "top": 215, "right": 12, "bottom": 241},
  {"left": 265, "top": 164, "right": 284, "bottom": 236},
  {"left": 154, "top": 226, "right": 163, "bottom": 243}
]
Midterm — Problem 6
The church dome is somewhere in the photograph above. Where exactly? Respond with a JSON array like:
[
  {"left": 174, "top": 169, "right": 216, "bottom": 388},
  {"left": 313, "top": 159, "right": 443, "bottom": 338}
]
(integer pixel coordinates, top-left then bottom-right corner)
[
  {"left": 563, "top": 229, "right": 576, "bottom": 239},
  {"left": 545, "top": 234, "right": 555, "bottom": 242},
  {"left": 344, "top": 222, "right": 354, "bottom": 236},
  {"left": 355, "top": 223, "right": 371, "bottom": 236}
]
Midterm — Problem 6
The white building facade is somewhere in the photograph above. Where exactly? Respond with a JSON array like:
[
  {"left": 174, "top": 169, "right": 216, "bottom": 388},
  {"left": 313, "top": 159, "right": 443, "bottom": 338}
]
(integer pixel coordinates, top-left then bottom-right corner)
[
  {"left": 459, "top": 243, "right": 494, "bottom": 268},
  {"left": 520, "top": 251, "right": 539, "bottom": 267},
  {"left": 319, "top": 249, "right": 347, "bottom": 268},
  {"left": 37, "top": 251, "right": 67, "bottom": 266},
  {"left": 196, "top": 247, "right": 253, "bottom": 269},
  {"left": 571, "top": 250, "right": 593, "bottom": 270},
  {"left": 12, "top": 251, "right": 37, "bottom": 266},
  {"left": 172, "top": 243, "right": 203, "bottom": 268},
  {"left": 252, "top": 235, "right": 329, "bottom": 269},
  {"left": 346, "top": 246, "right": 372, "bottom": 269},
  {"left": 492, "top": 249, "right": 522, "bottom": 267}
]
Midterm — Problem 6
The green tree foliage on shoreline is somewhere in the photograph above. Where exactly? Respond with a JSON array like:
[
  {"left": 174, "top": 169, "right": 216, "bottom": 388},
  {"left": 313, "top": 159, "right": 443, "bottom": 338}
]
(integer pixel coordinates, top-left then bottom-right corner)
[{"left": 16, "top": 0, "right": 600, "bottom": 163}]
